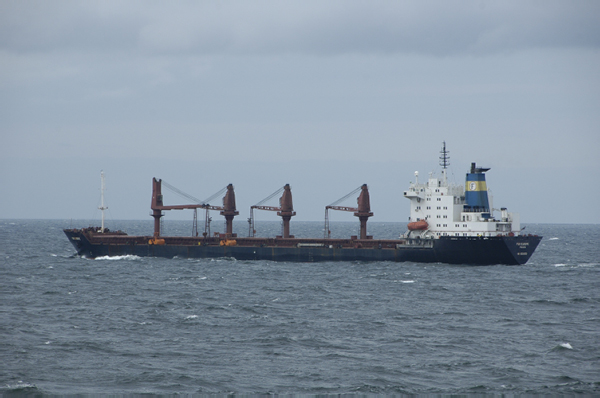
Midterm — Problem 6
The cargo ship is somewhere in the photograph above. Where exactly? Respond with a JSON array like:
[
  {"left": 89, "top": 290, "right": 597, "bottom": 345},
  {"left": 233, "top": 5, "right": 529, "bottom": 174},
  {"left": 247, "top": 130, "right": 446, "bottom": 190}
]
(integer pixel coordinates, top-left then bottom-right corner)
[{"left": 64, "top": 144, "right": 541, "bottom": 265}]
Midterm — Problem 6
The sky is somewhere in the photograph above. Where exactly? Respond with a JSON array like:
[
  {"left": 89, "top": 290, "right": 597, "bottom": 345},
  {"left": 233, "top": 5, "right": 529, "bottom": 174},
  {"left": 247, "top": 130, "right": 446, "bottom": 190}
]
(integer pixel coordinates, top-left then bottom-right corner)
[{"left": 2, "top": 0, "right": 599, "bottom": 226}]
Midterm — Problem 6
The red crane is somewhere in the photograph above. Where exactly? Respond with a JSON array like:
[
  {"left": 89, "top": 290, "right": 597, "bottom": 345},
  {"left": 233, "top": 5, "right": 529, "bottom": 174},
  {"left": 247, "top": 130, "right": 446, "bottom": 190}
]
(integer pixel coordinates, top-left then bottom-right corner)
[
  {"left": 324, "top": 184, "right": 373, "bottom": 239},
  {"left": 248, "top": 184, "right": 296, "bottom": 238},
  {"left": 151, "top": 178, "right": 238, "bottom": 238}
]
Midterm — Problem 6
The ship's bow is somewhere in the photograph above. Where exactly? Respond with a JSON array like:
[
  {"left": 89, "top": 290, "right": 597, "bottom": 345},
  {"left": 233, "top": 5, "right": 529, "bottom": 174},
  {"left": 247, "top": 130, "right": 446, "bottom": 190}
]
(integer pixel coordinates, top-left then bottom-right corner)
[{"left": 64, "top": 229, "right": 93, "bottom": 257}]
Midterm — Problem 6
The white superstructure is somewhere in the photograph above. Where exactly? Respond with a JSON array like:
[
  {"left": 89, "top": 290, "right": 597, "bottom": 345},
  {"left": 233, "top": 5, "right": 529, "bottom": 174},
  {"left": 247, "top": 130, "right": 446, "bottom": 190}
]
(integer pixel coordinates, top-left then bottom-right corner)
[{"left": 403, "top": 144, "right": 521, "bottom": 239}]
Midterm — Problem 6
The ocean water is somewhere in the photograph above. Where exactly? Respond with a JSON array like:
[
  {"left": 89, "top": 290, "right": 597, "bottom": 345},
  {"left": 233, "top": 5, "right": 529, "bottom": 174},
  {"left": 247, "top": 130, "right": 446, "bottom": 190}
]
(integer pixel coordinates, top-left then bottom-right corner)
[{"left": 1, "top": 219, "right": 599, "bottom": 395}]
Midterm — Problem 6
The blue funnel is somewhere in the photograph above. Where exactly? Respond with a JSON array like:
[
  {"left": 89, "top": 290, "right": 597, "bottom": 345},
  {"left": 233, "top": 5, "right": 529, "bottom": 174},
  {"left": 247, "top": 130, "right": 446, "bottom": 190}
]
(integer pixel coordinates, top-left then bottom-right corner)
[{"left": 465, "top": 162, "right": 490, "bottom": 212}]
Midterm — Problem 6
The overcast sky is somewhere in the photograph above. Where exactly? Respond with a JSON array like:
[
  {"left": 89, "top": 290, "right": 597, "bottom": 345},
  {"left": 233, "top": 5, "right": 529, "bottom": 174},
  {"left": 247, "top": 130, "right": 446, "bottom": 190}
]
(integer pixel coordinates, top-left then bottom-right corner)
[{"left": 2, "top": 0, "right": 599, "bottom": 227}]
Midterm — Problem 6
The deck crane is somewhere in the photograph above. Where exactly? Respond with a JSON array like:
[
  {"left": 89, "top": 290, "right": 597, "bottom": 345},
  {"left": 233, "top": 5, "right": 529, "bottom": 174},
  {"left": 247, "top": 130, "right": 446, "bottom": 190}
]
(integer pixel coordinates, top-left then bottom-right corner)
[
  {"left": 248, "top": 184, "right": 295, "bottom": 238},
  {"left": 151, "top": 178, "right": 238, "bottom": 238},
  {"left": 324, "top": 184, "right": 373, "bottom": 239},
  {"left": 194, "top": 184, "right": 239, "bottom": 237},
  {"left": 164, "top": 182, "right": 228, "bottom": 237}
]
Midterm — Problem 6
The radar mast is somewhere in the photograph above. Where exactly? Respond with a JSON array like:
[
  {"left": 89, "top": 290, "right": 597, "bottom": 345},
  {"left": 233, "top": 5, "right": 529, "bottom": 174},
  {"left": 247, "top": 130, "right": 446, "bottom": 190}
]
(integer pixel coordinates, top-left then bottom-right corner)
[{"left": 439, "top": 141, "right": 450, "bottom": 184}]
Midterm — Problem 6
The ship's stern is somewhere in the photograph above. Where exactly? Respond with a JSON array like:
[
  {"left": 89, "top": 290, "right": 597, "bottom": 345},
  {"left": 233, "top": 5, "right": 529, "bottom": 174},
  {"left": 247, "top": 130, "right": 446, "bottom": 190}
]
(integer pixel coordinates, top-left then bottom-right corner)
[{"left": 504, "top": 235, "right": 543, "bottom": 265}]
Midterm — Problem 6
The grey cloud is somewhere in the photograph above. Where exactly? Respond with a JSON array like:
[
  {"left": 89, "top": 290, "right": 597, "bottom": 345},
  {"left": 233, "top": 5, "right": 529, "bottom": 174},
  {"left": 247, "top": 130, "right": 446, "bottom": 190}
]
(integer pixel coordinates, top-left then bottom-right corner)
[
  {"left": 1, "top": 0, "right": 599, "bottom": 57},
  {"left": 0, "top": 1, "right": 139, "bottom": 53}
]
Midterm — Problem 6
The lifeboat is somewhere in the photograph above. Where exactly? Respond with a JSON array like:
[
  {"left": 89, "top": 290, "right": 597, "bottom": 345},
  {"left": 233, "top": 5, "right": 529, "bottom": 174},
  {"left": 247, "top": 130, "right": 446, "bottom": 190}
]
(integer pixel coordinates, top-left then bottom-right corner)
[{"left": 407, "top": 220, "right": 428, "bottom": 231}]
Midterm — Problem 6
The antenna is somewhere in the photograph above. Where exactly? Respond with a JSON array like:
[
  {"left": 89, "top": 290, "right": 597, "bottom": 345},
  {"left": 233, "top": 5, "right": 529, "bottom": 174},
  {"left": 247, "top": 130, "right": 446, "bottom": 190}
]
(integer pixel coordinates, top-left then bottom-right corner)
[
  {"left": 439, "top": 141, "right": 450, "bottom": 169},
  {"left": 99, "top": 171, "right": 108, "bottom": 233}
]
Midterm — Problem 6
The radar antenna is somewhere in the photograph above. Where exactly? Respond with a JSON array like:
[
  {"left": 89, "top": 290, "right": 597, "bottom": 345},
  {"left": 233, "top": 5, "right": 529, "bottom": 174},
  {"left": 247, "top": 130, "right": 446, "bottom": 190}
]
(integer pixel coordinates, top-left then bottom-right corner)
[{"left": 439, "top": 141, "right": 450, "bottom": 169}]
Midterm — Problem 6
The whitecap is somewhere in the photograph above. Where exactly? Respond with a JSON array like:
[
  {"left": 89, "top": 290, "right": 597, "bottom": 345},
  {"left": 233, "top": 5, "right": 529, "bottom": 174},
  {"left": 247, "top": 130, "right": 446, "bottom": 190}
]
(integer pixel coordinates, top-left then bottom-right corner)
[
  {"left": 401, "top": 280, "right": 415, "bottom": 283},
  {"left": 94, "top": 255, "right": 141, "bottom": 261},
  {"left": 185, "top": 315, "right": 198, "bottom": 320},
  {"left": 210, "top": 257, "right": 237, "bottom": 262},
  {"left": 559, "top": 342, "right": 573, "bottom": 349},
  {"left": 553, "top": 263, "right": 568, "bottom": 267},
  {"left": 548, "top": 237, "right": 559, "bottom": 241},
  {"left": 7, "top": 381, "right": 36, "bottom": 390},
  {"left": 199, "top": 276, "right": 207, "bottom": 280}
]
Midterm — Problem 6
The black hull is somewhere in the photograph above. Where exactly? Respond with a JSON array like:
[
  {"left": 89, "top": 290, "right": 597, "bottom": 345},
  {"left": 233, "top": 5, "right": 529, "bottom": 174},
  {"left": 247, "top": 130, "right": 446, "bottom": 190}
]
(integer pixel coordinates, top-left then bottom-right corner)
[{"left": 64, "top": 229, "right": 542, "bottom": 265}]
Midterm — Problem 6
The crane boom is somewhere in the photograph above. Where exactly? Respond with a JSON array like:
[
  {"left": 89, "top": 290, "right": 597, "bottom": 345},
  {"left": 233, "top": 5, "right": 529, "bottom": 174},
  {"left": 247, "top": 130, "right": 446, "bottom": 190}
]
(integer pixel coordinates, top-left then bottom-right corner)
[
  {"left": 251, "top": 205, "right": 281, "bottom": 212},
  {"left": 326, "top": 205, "right": 358, "bottom": 212}
]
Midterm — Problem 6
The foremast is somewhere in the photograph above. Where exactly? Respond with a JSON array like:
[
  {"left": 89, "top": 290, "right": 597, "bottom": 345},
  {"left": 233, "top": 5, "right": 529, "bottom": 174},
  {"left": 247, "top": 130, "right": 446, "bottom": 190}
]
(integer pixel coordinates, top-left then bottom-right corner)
[{"left": 99, "top": 171, "right": 108, "bottom": 233}]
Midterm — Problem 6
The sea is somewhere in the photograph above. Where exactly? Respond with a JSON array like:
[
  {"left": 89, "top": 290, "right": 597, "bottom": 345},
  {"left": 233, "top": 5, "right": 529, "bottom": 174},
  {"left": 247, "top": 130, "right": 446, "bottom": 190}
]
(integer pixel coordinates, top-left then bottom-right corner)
[{"left": 1, "top": 219, "right": 599, "bottom": 396}]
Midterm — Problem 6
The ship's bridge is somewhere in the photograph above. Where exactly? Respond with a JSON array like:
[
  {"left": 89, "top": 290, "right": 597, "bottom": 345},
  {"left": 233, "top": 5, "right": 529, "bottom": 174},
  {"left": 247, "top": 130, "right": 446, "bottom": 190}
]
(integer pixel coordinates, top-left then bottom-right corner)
[{"left": 404, "top": 164, "right": 521, "bottom": 238}]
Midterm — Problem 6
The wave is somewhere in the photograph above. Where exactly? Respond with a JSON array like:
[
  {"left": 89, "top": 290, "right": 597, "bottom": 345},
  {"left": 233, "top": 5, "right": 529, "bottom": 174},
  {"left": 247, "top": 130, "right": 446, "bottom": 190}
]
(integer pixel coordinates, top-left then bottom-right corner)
[
  {"left": 553, "top": 262, "right": 598, "bottom": 268},
  {"left": 551, "top": 342, "right": 573, "bottom": 351},
  {"left": 4, "top": 381, "right": 39, "bottom": 393},
  {"left": 94, "top": 255, "right": 141, "bottom": 261},
  {"left": 210, "top": 256, "right": 237, "bottom": 262}
]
